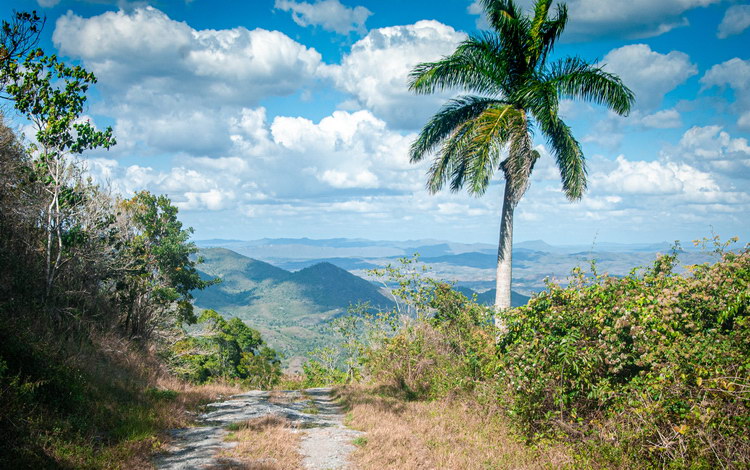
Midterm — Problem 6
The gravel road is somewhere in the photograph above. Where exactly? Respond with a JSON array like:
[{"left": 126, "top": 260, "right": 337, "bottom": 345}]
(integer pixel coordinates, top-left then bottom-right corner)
[{"left": 153, "top": 388, "right": 362, "bottom": 470}]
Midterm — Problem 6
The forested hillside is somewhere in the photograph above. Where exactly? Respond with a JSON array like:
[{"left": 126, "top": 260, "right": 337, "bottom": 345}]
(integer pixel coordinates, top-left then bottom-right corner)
[{"left": 192, "top": 247, "right": 394, "bottom": 365}]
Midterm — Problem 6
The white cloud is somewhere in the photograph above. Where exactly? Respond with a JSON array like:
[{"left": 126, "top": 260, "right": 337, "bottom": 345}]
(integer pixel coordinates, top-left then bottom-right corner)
[
  {"left": 37, "top": 0, "right": 61, "bottom": 6},
  {"left": 180, "top": 189, "right": 235, "bottom": 211},
  {"left": 467, "top": 0, "right": 719, "bottom": 40},
  {"left": 717, "top": 4, "right": 750, "bottom": 38},
  {"left": 640, "top": 109, "right": 683, "bottom": 128},
  {"left": 324, "top": 20, "right": 465, "bottom": 129},
  {"left": 85, "top": 107, "right": 422, "bottom": 208},
  {"left": 668, "top": 125, "right": 750, "bottom": 179},
  {"left": 274, "top": 0, "right": 372, "bottom": 34},
  {"left": 700, "top": 58, "right": 750, "bottom": 131},
  {"left": 564, "top": 0, "right": 718, "bottom": 39},
  {"left": 596, "top": 155, "right": 717, "bottom": 196},
  {"left": 602, "top": 44, "right": 697, "bottom": 110},
  {"left": 54, "top": 8, "right": 322, "bottom": 105},
  {"left": 52, "top": 7, "right": 325, "bottom": 156},
  {"left": 582, "top": 114, "right": 625, "bottom": 150},
  {"left": 269, "top": 109, "right": 417, "bottom": 191}
]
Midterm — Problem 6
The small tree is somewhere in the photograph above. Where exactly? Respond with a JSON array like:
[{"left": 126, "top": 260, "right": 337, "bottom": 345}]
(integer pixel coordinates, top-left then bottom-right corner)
[
  {"left": 116, "top": 191, "right": 214, "bottom": 339},
  {"left": 1, "top": 11, "right": 115, "bottom": 300}
]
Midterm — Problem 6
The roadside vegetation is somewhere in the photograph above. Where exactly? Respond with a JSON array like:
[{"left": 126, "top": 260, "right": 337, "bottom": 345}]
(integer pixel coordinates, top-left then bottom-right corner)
[
  {"left": 304, "top": 240, "right": 750, "bottom": 469},
  {"left": 0, "top": 11, "right": 279, "bottom": 468}
]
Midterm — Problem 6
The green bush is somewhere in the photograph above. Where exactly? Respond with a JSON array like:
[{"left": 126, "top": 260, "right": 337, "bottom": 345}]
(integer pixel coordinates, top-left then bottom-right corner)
[
  {"left": 302, "top": 347, "right": 349, "bottom": 387},
  {"left": 169, "top": 310, "right": 282, "bottom": 388},
  {"left": 497, "top": 244, "right": 750, "bottom": 467},
  {"left": 351, "top": 246, "right": 749, "bottom": 468},
  {"left": 362, "top": 288, "right": 495, "bottom": 399}
]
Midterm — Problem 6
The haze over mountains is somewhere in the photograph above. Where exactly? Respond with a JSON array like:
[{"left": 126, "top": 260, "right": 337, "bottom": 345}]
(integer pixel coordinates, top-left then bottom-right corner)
[
  {"left": 191, "top": 238, "right": 715, "bottom": 367},
  {"left": 196, "top": 237, "right": 713, "bottom": 294}
]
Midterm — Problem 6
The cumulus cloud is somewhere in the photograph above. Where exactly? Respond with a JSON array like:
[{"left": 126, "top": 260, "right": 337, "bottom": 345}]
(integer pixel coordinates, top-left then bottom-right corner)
[
  {"left": 54, "top": 7, "right": 322, "bottom": 105},
  {"left": 700, "top": 58, "right": 750, "bottom": 131},
  {"left": 717, "top": 4, "right": 750, "bottom": 38},
  {"left": 467, "top": 0, "right": 719, "bottom": 40},
  {"left": 324, "top": 20, "right": 465, "bottom": 129},
  {"left": 52, "top": 7, "right": 325, "bottom": 156},
  {"left": 85, "top": 107, "right": 422, "bottom": 209},
  {"left": 640, "top": 109, "right": 683, "bottom": 129},
  {"left": 274, "top": 0, "right": 372, "bottom": 34},
  {"left": 596, "top": 155, "right": 717, "bottom": 196},
  {"left": 602, "top": 44, "right": 697, "bottom": 110},
  {"left": 667, "top": 125, "right": 750, "bottom": 179}
]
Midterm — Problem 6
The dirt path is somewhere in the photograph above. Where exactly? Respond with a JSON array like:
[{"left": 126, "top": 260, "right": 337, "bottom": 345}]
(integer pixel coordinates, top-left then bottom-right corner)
[{"left": 154, "top": 388, "right": 362, "bottom": 470}]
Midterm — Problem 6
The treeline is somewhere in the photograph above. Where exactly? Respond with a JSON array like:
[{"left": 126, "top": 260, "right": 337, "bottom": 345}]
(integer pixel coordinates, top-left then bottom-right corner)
[
  {"left": 0, "top": 11, "right": 279, "bottom": 468},
  {"left": 311, "top": 247, "right": 750, "bottom": 469}
]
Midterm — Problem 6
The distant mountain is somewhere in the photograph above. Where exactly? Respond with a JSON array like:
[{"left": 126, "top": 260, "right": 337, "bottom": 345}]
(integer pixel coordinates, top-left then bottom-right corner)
[
  {"left": 453, "top": 286, "right": 530, "bottom": 307},
  {"left": 421, "top": 250, "right": 544, "bottom": 269},
  {"left": 195, "top": 237, "right": 716, "bottom": 303},
  {"left": 274, "top": 257, "right": 379, "bottom": 272},
  {"left": 192, "top": 248, "right": 393, "bottom": 367}
]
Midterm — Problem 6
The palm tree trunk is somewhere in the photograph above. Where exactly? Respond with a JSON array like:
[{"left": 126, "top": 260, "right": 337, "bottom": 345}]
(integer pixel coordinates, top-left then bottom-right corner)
[{"left": 494, "top": 177, "right": 515, "bottom": 330}]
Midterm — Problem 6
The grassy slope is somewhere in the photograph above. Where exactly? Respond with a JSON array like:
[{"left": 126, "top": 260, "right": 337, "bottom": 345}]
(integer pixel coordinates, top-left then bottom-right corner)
[
  {"left": 0, "top": 317, "right": 241, "bottom": 469},
  {"left": 337, "top": 385, "right": 575, "bottom": 470}
]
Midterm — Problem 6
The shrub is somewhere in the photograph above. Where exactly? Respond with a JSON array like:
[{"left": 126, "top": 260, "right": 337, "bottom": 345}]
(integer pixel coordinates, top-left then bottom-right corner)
[{"left": 497, "top": 243, "right": 750, "bottom": 467}]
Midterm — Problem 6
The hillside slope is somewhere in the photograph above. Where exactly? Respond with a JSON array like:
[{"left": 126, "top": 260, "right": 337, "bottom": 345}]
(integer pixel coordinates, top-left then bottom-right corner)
[{"left": 192, "top": 248, "right": 393, "bottom": 366}]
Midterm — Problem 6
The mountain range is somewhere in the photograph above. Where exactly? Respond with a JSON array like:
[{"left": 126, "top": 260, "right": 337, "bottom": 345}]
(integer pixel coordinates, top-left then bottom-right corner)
[
  {"left": 192, "top": 246, "right": 531, "bottom": 368},
  {"left": 195, "top": 237, "right": 714, "bottom": 294},
  {"left": 192, "top": 238, "right": 716, "bottom": 368}
]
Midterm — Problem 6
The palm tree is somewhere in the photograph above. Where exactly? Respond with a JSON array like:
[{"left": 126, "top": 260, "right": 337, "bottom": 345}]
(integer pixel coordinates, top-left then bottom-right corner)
[{"left": 408, "top": 0, "right": 634, "bottom": 327}]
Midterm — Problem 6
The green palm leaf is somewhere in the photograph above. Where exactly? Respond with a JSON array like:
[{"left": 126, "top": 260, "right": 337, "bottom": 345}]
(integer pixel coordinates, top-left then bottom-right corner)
[{"left": 408, "top": 0, "right": 633, "bottom": 314}]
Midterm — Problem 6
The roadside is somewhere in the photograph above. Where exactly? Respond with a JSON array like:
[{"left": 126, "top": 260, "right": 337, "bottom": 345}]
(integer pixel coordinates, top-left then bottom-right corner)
[{"left": 337, "top": 385, "right": 575, "bottom": 470}]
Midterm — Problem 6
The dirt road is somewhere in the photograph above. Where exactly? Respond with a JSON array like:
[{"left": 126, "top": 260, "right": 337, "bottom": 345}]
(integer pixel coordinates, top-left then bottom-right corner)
[{"left": 154, "top": 387, "right": 362, "bottom": 470}]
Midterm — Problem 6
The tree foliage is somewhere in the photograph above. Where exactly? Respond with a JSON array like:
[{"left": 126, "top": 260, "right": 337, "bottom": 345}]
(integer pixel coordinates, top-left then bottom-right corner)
[
  {"left": 115, "top": 191, "right": 216, "bottom": 339},
  {"left": 171, "top": 310, "right": 281, "bottom": 388}
]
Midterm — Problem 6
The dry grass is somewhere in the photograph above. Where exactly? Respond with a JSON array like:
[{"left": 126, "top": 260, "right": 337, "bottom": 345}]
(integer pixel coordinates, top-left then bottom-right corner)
[
  {"left": 338, "top": 385, "right": 574, "bottom": 470},
  {"left": 214, "top": 415, "right": 303, "bottom": 470}
]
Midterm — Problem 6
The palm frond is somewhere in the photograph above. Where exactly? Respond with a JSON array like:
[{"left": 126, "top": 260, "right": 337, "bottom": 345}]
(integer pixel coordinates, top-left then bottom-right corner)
[
  {"left": 426, "top": 119, "right": 477, "bottom": 193},
  {"left": 464, "top": 104, "right": 523, "bottom": 194},
  {"left": 545, "top": 57, "right": 635, "bottom": 115},
  {"left": 409, "top": 34, "right": 508, "bottom": 97},
  {"left": 542, "top": 116, "right": 586, "bottom": 200},
  {"left": 410, "top": 96, "right": 505, "bottom": 163},
  {"left": 480, "top": 0, "right": 531, "bottom": 66},
  {"left": 529, "top": 0, "right": 553, "bottom": 61},
  {"left": 536, "top": 3, "right": 567, "bottom": 66}
]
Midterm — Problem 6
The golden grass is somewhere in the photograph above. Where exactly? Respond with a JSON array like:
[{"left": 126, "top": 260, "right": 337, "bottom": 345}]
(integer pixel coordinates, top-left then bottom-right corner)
[
  {"left": 338, "top": 385, "right": 574, "bottom": 470},
  {"left": 214, "top": 415, "right": 303, "bottom": 470}
]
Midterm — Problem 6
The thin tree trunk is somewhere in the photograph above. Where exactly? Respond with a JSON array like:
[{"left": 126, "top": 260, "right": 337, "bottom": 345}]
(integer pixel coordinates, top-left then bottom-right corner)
[{"left": 494, "top": 177, "right": 515, "bottom": 330}]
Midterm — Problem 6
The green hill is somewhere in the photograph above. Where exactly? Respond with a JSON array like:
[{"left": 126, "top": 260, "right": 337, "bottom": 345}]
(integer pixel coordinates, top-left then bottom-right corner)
[{"left": 192, "top": 248, "right": 393, "bottom": 368}]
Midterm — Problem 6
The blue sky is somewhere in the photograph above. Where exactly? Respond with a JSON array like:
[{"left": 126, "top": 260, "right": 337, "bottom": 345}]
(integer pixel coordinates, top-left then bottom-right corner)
[{"left": 4, "top": 0, "right": 750, "bottom": 245}]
